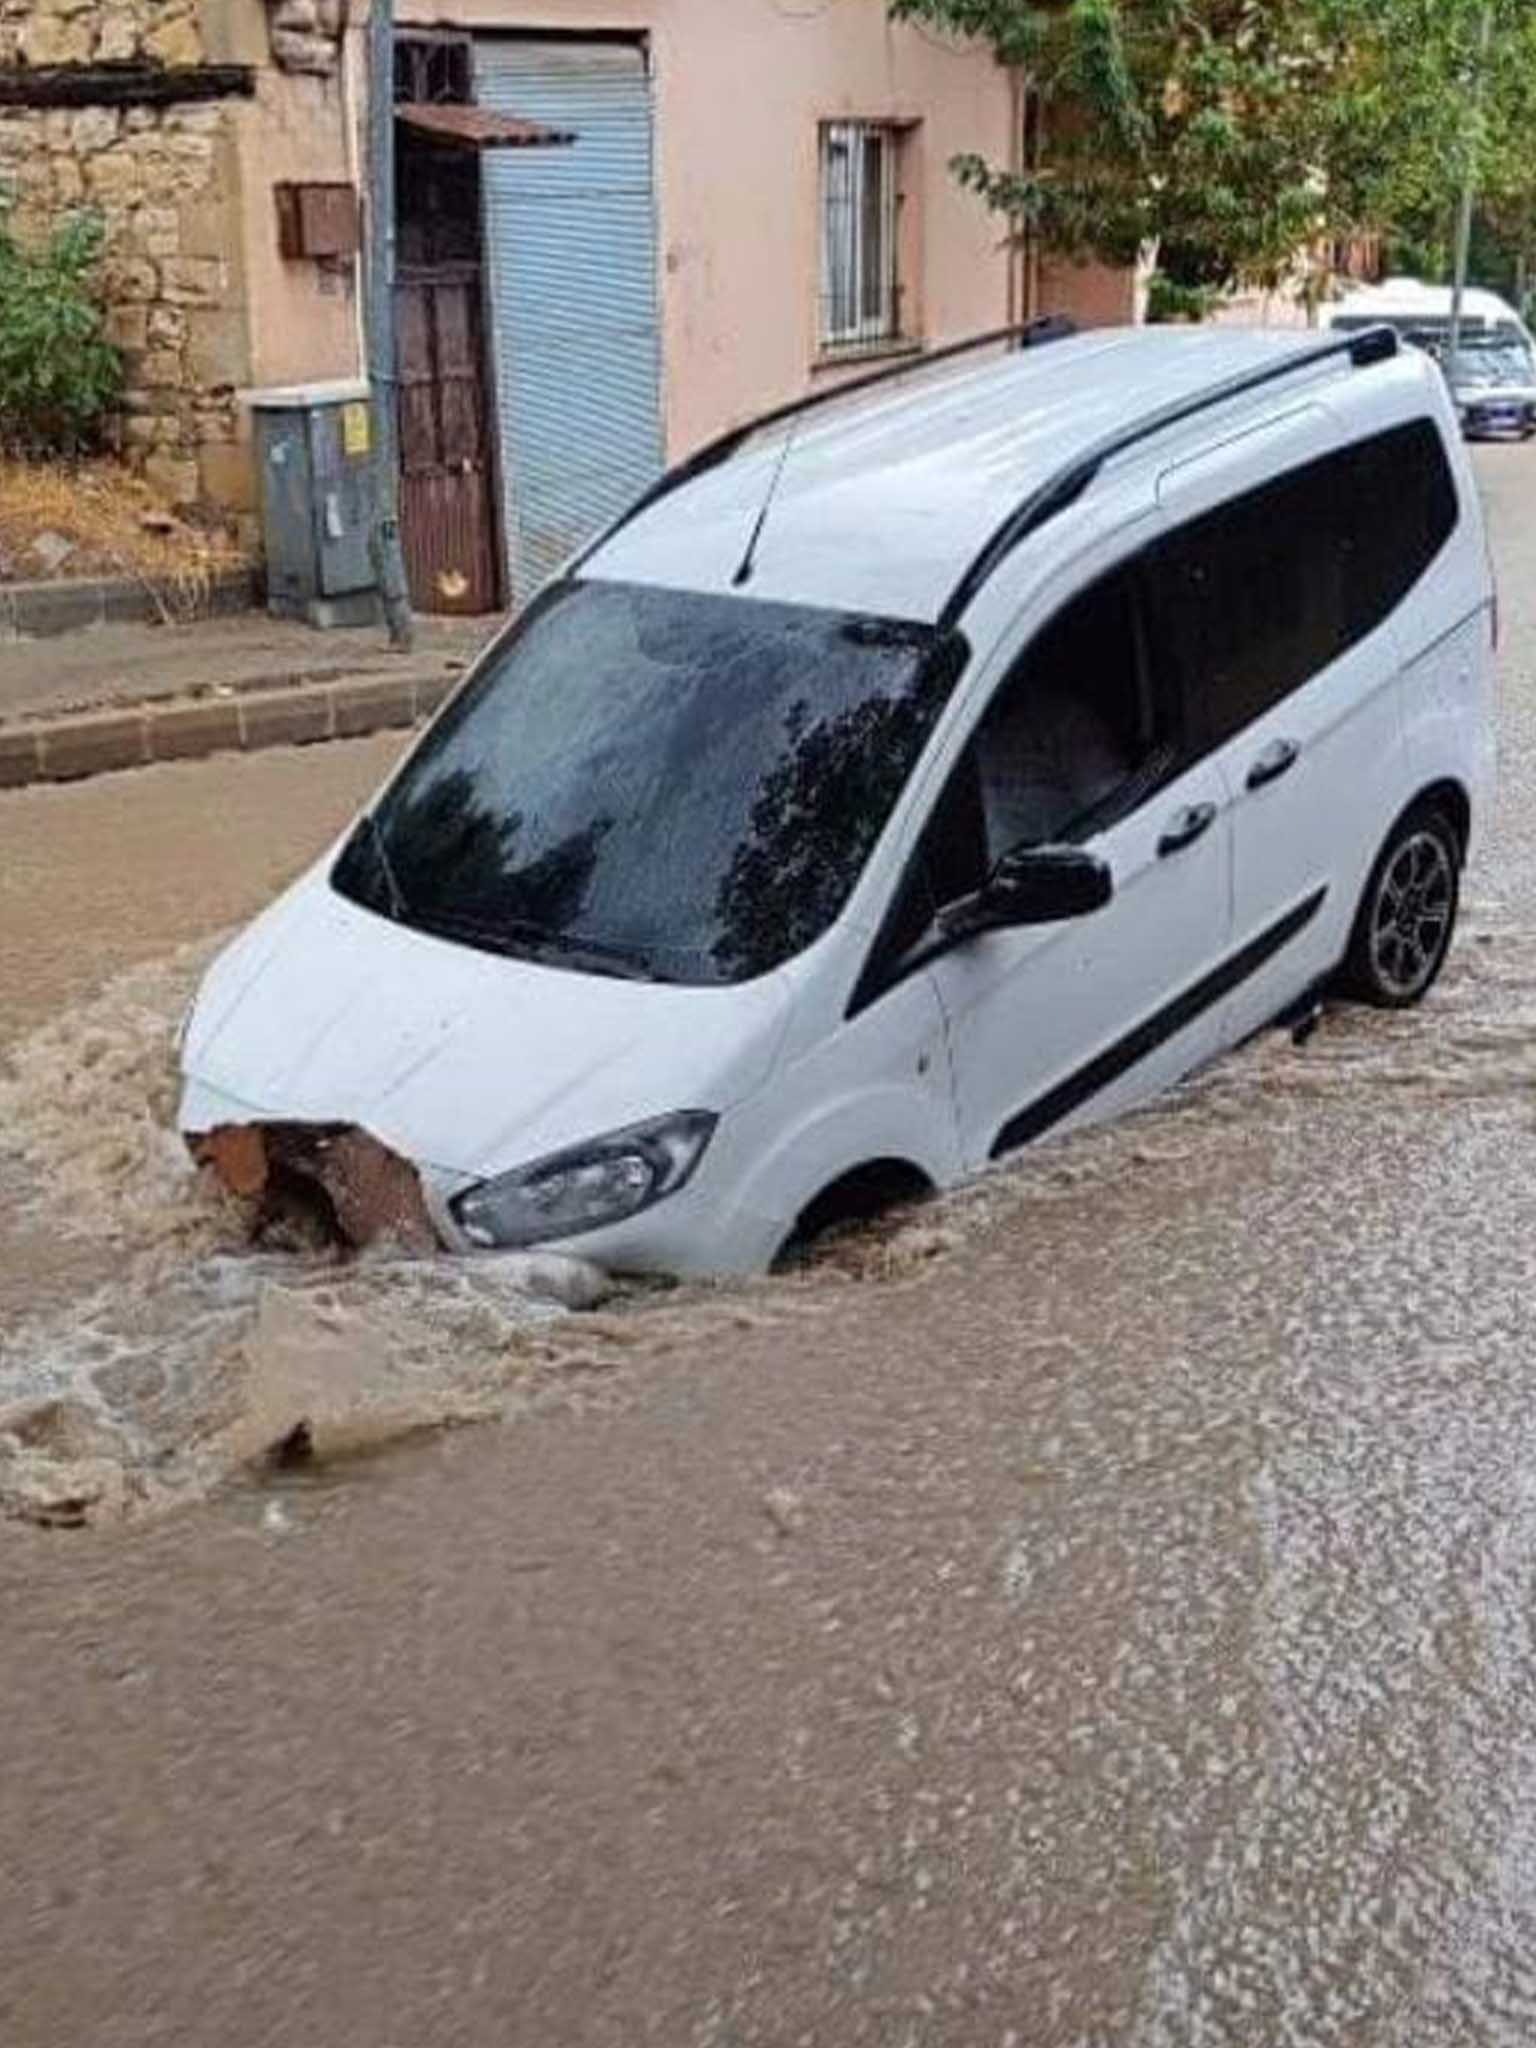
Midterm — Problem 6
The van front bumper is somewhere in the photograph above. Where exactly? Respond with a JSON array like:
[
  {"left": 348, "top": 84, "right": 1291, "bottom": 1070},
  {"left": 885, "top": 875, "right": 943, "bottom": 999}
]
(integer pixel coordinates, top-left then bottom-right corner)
[
  {"left": 182, "top": 1074, "right": 786, "bottom": 1279},
  {"left": 1459, "top": 398, "right": 1536, "bottom": 437}
]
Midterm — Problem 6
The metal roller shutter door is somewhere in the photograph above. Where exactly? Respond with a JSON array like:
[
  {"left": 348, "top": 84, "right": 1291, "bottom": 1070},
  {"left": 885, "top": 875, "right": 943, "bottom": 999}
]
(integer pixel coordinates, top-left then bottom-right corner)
[{"left": 476, "top": 39, "right": 665, "bottom": 605}]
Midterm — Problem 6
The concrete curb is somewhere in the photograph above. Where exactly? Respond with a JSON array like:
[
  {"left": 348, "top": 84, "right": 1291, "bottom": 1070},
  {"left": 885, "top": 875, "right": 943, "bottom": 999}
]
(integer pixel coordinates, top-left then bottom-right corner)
[
  {"left": 0, "top": 570, "right": 259, "bottom": 640},
  {"left": 0, "top": 669, "right": 458, "bottom": 791}
]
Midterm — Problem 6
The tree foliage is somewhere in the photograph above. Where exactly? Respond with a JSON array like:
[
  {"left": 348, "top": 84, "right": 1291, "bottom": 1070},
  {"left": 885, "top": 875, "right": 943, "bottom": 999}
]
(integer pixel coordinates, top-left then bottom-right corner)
[
  {"left": 888, "top": 0, "right": 1536, "bottom": 296},
  {"left": 0, "top": 201, "right": 123, "bottom": 458},
  {"left": 1317, "top": 1, "right": 1536, "bottom": 241}
]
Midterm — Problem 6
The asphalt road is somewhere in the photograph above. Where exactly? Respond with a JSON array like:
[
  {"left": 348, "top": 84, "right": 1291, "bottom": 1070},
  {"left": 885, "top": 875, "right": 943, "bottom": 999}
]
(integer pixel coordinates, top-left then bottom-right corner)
[{"left": 1, "top": 449, "right": 1534, "bottom": 2047}]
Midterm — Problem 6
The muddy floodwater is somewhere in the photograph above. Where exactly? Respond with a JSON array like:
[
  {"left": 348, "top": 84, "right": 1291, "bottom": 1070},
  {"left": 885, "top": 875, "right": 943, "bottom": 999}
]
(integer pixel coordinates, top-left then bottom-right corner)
[{"left": 0, "top": 450, "right": 1534, "bottom": 2045}]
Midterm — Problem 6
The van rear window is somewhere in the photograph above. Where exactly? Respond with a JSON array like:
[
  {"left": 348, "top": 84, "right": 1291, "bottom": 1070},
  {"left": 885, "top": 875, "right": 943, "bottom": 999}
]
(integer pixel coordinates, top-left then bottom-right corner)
[{"left": 1147, "top": 418, "right": 1459, "bottom": 749}]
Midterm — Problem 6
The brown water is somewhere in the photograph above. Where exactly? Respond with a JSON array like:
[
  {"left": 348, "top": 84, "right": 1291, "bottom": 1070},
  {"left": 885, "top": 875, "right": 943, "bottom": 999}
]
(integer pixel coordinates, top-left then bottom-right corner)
[
  {"left": 1, "top": 454, "right": 1535, "bottom": 2045},
  {"left": 1, "top": 602, "right": 1532, "bottom": 1543},
  {"left": 0, "top": 939, "right": 632, "bottom": 1521}
]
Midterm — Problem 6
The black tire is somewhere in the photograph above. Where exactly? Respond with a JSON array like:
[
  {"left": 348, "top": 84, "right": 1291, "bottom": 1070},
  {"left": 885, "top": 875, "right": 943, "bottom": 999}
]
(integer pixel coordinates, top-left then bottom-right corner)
[
  {"left": 1337, "top": 804, "right": 1461, "bottom": 1010},
  {"left": 774, "top": 1161, "right": 933, "bottom": 1270}
]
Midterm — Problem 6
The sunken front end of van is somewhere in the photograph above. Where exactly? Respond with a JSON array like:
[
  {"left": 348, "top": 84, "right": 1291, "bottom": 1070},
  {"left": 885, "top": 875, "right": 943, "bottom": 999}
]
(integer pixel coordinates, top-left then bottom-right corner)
[{"left": 177, "top": 575, "right": 963, "bottom": 1273}]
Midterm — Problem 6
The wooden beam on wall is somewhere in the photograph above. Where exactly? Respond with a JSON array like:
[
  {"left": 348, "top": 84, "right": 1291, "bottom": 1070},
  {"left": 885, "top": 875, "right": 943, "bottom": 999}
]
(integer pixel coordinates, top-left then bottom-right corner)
[{"left": 0, "top": 63, "right": 257, "bottom": 110}]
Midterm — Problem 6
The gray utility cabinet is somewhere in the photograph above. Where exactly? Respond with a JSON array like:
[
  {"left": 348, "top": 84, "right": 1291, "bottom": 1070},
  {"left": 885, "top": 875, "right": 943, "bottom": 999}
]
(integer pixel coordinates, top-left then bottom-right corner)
[{"left": 249, "top": 381, "right": 381, "bottom": 629}]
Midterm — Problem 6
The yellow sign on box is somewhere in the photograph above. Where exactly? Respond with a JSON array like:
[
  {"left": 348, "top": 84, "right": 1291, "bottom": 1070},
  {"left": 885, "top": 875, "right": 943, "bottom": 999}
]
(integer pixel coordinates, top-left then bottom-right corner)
[{"left": 342, "top": 401, "right": 371, "bottom": 459}]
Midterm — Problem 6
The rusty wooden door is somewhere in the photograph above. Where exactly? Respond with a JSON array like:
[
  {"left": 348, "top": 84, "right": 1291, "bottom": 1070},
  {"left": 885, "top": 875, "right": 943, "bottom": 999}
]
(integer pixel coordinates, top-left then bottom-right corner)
[{"left": 397, "top": 263, "right": 500, "bottom": 615}]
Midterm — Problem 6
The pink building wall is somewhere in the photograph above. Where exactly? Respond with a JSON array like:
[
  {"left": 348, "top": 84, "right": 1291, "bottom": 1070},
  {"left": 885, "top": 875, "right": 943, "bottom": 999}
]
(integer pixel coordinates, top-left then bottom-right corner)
[{"left": 240, "top": 1, "right": 1135, "bottom": 462}]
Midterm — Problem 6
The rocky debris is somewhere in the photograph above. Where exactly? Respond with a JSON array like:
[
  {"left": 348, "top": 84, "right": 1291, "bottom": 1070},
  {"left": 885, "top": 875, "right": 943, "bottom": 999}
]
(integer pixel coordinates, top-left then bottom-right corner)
[
  {"left": 226, "top": 1262, "right": 608, "bottom": 1471},
  {"left": 226, "top": 1287, "right": 477, "bottom": 1465},
  {"left": 30, "top": 529, "right": 76, "bottom": 575},
  {"left": 0, "top": 1397, "right": 133, "bottom": 1528},
  {"left": 761, "top": 1485, "right": 804, "bottom": 1536}
]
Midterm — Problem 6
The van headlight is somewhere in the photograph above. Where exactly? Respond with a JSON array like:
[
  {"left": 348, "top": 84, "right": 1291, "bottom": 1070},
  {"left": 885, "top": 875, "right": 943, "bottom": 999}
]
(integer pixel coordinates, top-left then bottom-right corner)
[{"left": 451, "top": 1111, "right": 718, "bottom": 1250}]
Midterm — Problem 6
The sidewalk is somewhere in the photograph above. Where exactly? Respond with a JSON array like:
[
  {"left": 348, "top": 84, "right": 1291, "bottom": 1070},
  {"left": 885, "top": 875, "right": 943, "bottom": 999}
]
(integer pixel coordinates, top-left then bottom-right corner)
[{"left": 0, "top": 608, "right": 497, "bottom": 790}]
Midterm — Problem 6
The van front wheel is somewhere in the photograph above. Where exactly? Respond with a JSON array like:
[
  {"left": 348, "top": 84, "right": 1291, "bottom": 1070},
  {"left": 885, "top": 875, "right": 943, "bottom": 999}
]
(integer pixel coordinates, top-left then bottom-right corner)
[{"left": 1338, "top": 806, "right": 1461, "bottom": 1009}]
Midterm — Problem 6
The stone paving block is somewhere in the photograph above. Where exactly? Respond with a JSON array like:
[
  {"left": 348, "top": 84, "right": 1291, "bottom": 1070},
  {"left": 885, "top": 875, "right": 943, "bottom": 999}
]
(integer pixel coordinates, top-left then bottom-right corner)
[
  {"left": 149, "top": 697, "right": 244, "bottom": 763},
  {"left": 238, "top": 685, "right": 334, "bottom": 751},
  {"left": 0, "top": 728, "right": 41, "bottom": 789},
  {"left": 38, "top": 713, "right": 149, "bottom": 782},
  {"left": 413, "top": 673, "right": 458, "bottom": 717},
  {"left": 333, "top": 677, "right": 417, "bottom": 739}
]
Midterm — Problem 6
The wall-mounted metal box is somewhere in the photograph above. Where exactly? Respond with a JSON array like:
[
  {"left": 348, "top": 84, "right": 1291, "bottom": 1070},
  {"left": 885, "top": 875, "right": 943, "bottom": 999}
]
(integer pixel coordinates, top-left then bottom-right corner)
[
  {"left": 274, "top": 181, "right": 361, "bottom": 260},
  {"left": 247, "top": 380, "right": 380, "bottom": 630}
]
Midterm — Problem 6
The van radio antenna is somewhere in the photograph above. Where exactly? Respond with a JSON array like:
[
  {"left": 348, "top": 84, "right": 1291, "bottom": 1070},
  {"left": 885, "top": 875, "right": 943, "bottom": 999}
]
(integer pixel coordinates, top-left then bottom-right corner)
[{"left": 732, "top": 416, "right": 803, "bottom": 589}]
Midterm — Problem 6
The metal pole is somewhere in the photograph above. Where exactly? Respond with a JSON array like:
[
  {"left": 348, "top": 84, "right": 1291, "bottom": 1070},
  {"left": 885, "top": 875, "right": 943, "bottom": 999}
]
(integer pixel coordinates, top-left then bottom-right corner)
[
  {"left": 366, "top": 0, "right": 415, "bottom": 651},
  {"left": 1448, "top": 0, "right": 1497, "bottom": 368}
]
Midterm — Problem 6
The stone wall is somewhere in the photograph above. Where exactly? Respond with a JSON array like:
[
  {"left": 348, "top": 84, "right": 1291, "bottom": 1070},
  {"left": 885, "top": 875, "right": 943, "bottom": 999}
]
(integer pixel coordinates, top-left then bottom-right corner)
[
  {"left": 0, "top": 3, "right": 249, "bottom": 513},
  {"left": 265, "top": 0, "right": 345, "bottom": 77},
  {"left": 0, "top": 0, "right": 206, "bottom": 69}
]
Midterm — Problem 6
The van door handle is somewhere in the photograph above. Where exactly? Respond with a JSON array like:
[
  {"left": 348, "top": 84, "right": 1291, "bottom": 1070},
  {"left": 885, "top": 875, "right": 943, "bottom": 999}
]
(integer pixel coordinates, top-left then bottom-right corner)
[
  {"left": 1246, "top": 738, "right": 1301, "bottom": 791},
  {"left": 1158, "top": 803, "right": 1218, "bottom": 858}
]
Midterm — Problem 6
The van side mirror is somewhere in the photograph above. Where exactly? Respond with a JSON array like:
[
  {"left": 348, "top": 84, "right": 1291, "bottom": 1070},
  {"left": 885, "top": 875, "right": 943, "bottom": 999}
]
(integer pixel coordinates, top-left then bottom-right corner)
[{"left": 937, "top": 844, "right": 1113, "bottom": 942}]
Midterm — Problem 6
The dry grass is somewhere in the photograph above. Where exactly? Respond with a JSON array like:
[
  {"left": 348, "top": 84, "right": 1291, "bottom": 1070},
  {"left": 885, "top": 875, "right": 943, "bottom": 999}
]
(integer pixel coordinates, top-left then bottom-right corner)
[{"left": 0, "top": 459, "right": 249, "bottom": 621}]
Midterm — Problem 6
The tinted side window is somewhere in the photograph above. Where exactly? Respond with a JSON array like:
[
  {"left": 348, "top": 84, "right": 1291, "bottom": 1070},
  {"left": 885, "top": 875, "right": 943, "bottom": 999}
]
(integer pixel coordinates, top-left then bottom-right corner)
[
  {"left": 1148, "top": 458, "right": 1353, "bottom": 747},
  {"left": 1149, "top": 419, "right": 1459, "bottom": 751},
  {"left": 974, "top": 569, "right": 1156, "bottom": 861},
  {"left": 1346, "top": 419, "right": 1459, "bottom": 635},
  {"left": 849, "top": 565, "right": 1170, "bottom": 1013},
  {"left": 918, "top": 567, "right": 1162, "bottom": 908}
]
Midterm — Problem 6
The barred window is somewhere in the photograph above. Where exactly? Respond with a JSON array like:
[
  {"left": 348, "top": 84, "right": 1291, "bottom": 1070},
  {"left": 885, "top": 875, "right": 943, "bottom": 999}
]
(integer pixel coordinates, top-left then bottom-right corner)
[
  {"left": 819, "top": 121, "right": 905, "bottom": 351},
  {"left": 394, "top": 33, "right": 472, "bottom": 106}
]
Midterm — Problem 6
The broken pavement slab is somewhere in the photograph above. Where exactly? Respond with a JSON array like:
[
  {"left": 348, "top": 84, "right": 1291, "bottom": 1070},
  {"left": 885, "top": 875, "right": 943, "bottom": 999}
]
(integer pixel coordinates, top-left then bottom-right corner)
[{"left": 226, "top": 1287, "right": 504, "bottom": 1469}]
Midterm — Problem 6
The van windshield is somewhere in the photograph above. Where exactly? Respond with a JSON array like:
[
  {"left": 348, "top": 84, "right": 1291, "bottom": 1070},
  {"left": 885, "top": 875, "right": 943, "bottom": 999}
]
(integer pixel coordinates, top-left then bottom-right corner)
[
  {"left": 332, "top": 578, "right": 962, "bottom": 986},
  {"left": 1448, "top": 342, "right": 1535, "bottom": 385}
]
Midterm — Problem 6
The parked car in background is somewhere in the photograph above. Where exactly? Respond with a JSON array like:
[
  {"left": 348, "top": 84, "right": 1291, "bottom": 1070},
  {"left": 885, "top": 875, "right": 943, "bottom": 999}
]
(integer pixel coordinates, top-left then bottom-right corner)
[
  {"left": 178, "top": 323, "right": 1496, "bottom": 1277},
  {"left": 1326, "top": 282, "right": 1536, "bottom": 441},
  {"left": 1435, "top": 336, "right": 1536, "bottom": 440}
]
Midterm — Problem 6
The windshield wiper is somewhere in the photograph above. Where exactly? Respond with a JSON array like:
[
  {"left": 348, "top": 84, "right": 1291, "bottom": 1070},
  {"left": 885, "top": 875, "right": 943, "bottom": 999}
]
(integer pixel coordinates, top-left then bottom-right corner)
[
  {"left": 362, "top": 811, "right": 410, "bottom": 921},
  {"left": 416, "top": 909, "right": 675, "bottom": 983}
]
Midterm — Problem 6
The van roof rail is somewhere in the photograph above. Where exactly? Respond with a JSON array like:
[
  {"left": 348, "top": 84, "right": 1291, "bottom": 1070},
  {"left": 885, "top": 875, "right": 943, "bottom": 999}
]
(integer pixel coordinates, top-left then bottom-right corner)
[
  {"left": 937, "top": 323, "right": 1401, "bottom": 630},
  {"left": 573, "top": 315, "right": 1079, "bottom": 568}
]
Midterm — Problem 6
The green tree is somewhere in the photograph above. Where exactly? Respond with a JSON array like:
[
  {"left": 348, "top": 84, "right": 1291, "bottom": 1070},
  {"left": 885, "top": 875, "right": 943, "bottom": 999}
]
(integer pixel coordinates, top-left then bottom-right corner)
[
  {"left": 1317, "top": 2, "right": 1532, "bottom": 237},
  {"left": 888, "top": 0, "right": 1347, "bottom": 291},
  {"left": 887, "top": 0, "right": 1536, "bottom": 305}
]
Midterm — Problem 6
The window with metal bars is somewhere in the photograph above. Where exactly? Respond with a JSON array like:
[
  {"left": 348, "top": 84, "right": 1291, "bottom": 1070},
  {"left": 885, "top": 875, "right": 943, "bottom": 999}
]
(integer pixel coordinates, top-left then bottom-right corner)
[
  {"left": 394, "top": 33, "right": 472, "bottom": 106},
  {"left": 819, "top": 121, "right": 905, "bottom": 352}
]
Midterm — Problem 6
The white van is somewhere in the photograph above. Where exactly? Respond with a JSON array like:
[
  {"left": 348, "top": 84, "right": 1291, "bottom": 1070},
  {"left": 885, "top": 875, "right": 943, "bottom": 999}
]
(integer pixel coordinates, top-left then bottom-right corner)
[
  {"left": 179, "top": 324, "right": 1497, "bottom": 1274},
  {"left": 1327, "top": 278, "right": 1536, "bottom": 436},
  {"left": 1325, "top": 276, "right": 1536, "bottom": 352}
]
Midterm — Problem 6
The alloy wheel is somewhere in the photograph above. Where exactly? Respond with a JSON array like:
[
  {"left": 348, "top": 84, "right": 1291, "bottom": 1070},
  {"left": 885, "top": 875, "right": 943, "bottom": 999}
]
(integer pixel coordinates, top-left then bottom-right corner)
[{"left": 1367, "top": 830, "right": 1454, "bottom": 1001}]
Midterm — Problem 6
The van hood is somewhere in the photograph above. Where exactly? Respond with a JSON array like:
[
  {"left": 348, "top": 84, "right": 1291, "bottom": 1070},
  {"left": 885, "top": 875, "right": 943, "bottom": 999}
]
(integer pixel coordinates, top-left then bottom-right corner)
[{"left": 179, "top": 869, "right": 792, "bottom": 1179}]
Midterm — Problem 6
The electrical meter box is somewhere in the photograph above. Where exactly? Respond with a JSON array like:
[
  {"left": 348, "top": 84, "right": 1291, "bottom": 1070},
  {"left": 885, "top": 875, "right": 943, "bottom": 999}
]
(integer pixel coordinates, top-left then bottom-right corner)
[{"left": 249, "top": 380, "right": 381, "bottom": 629}]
